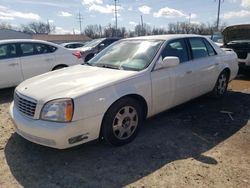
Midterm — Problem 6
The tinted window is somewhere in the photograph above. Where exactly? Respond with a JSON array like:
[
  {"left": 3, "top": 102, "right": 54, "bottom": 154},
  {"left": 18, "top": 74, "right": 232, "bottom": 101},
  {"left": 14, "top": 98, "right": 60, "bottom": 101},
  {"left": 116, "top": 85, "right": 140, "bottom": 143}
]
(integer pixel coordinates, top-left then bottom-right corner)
[
  {"left": 189, "top": 38, "right": 208, "bottom": 59},
  {"left": 161, "top": 39, "right": 189, "bottom": 63},
  {"left": 20, "top": 43, "right": 35, "bottom": 56},
  {"left": 203, "top": 39, "right": 216, "bottom": 56},
  {"left": 0, "top": 44, "right": 17, "bottom": 59},
  {"left": 34, "top": 43, "right": 50, "bottom": 54}
]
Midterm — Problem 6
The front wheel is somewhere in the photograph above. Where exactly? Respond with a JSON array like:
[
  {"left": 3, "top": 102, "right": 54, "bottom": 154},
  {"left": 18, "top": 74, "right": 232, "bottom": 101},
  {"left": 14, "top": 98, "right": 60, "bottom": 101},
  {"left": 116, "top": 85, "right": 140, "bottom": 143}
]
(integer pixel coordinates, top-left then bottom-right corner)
[
  {"left": 102, "top": 97, "right": 142, "bottom": 146},
  {"left": 211, "top": 70, "right": 229, "bottom": 98}
]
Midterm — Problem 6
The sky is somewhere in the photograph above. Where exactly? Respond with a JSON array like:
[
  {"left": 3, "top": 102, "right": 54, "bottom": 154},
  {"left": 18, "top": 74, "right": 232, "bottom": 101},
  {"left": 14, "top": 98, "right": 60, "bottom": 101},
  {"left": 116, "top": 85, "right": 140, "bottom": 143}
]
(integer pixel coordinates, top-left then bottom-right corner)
[{"left": 0, "top": 0, "right": 250, "bottom": 34}]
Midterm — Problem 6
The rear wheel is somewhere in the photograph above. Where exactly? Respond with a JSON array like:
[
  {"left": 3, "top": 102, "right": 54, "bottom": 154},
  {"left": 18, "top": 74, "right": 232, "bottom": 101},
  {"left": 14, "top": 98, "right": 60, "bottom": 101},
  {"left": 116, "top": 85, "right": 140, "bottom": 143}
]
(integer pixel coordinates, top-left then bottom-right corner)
[
  {"left": 211, "top": 70, "right": 229, "bottom": 97},
  {"left": 102, "top": 97, "right": 142, "bottom": 146}
]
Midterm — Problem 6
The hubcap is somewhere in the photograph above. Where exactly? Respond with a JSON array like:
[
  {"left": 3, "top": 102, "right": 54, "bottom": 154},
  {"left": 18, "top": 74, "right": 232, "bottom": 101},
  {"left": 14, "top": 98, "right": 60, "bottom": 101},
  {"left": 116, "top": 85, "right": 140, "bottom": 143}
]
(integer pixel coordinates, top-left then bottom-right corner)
[
  {"left": 112, "top": 106, "right": 138, "bottom": 140},
  {"left": 217, "top": 74, "right": 227, "bottom": 95}
]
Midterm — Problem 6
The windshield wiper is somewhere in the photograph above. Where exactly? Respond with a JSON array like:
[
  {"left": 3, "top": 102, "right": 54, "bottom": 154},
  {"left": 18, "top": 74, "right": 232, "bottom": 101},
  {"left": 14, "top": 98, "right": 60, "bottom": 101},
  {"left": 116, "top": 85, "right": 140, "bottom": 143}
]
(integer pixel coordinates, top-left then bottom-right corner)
[{"left": 96, "top": 64, "right": 121, "bottom": 70}]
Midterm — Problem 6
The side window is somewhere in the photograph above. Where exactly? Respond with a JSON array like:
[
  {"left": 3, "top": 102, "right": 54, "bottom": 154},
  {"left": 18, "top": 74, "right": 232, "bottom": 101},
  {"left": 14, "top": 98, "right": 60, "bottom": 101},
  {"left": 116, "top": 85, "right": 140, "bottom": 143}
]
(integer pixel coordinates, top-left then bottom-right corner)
[
  {"left": 161, "top": 39, "right": 189, "bottom": 63},
  {"left": 203, "top": 39, "right": 216, "bottom": 56},
  {"left": 189, "top": 38, "right": 208, "bottom": 59},
  {"left": 0, "top": 44, "right": 17, "bottom": 59},
  {"left": 20, "top": 43, "right": 35, "bottom": 56},
  {"left": 34, "top": 43, "right": 50, "bottom": 54},
  {"left": 48, "top": 45, "right": 57, "bottom": 53}
]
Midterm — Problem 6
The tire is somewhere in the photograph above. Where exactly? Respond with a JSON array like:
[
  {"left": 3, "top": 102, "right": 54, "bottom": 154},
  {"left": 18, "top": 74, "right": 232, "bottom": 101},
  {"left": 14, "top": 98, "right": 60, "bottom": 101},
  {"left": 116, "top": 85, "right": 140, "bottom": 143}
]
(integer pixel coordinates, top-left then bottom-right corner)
[
  {"left": 53, "top": 65, "right": 67, "bottom": 71},
  {"left": 211, "top": 70, "right": 229, "bottom": 98},
  {"left": 102, "top": 97, "right": 143, "bottom": 146}
]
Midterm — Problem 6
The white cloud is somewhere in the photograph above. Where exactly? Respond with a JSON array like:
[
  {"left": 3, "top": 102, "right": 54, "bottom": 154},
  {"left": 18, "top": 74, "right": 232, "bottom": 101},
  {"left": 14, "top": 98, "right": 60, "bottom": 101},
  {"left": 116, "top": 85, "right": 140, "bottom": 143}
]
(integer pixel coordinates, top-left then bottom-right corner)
[
  {"left": 223, "top": 10, "right": 250, "bottom": 19},
  {"left": 241, "top": 0, "right": 250, "bottom": 7},
  {"left": 153, "top": 7, "right": 186, "bottom": 18},
  {"left": 53, "top": 26, "right": 72, "bottom": 34},
  {"left": 88, "top": 4, "right": 122, "bottom": 14},
  {"left": 57, "top": 11, "right": 72, "bottom": 17},
  {"left": 128, "top": 6, "right": 133, "bottom": 11},
  {"left": 0, "top": 5, "right": 40, "bottom": 20},
  {"left": 190, "top": 13, "right": 197, "bottom": 19},
  {"left": 129, "top": 21, "right": 137, "bottom": 26},
  {"left": 82, "top": 0, "right": 103, "bottom": 5},
  {"left": 48, "top": 19, "right": 54, "bottom": 23},
  {"left": 138, "top": 5, "right": 151, "bottom": 14}
]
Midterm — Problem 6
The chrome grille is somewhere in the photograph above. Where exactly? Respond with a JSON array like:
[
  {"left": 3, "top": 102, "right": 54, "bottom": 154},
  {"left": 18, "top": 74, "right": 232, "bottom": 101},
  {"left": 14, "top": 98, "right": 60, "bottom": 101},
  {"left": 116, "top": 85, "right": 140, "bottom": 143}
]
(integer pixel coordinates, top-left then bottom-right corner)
[{"left": 14, "top": 93, "right": 37, "bottom": 118}]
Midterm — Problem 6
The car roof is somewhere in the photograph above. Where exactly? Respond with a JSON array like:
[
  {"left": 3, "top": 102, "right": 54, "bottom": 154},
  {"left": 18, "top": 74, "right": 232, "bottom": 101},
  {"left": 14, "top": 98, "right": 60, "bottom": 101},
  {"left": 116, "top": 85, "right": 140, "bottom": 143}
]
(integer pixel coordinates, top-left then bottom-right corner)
[
  {"left": 61, "top": 42, "right": 85, "bottom": 45},
  {"left": 0, "top": 39, "right": 59, "bottom": 46},
  {"left": 123, "top": 34, "right": 202, "bottom": 41}
]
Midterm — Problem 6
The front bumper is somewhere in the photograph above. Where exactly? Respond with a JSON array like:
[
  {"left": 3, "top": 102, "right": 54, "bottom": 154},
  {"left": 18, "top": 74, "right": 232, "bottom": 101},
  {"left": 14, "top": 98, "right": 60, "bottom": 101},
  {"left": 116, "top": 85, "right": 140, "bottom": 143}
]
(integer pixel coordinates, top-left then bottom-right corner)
[{"left": 9, "top": 102, "right": 103, "bottom": 149}]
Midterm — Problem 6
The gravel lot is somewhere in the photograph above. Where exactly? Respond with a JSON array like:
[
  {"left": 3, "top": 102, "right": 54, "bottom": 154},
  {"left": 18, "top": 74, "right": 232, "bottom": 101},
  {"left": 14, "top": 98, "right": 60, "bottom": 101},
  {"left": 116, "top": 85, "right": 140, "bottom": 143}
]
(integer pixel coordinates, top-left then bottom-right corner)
[{"left": 0, "top": 76, "right": 250, "bottom": 188}]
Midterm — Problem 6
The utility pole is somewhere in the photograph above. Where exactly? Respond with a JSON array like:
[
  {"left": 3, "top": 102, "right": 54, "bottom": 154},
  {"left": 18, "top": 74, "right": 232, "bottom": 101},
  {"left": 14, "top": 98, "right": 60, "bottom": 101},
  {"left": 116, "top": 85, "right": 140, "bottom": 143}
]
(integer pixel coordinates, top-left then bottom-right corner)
[
  {"left": 141, "top": 15, "right": 144, "bottom": 28},
  {"left": 188, "top": 13, "right": 191, "bottom": 25},
  {"left": 114, "top": 0, "right": 118, "bottom": 36},
  {"left": 76, "top": 12, "right": 83, "bottom": 34},
  {"left": 216, "top": 0, "right": 223, "bottom": 31}
]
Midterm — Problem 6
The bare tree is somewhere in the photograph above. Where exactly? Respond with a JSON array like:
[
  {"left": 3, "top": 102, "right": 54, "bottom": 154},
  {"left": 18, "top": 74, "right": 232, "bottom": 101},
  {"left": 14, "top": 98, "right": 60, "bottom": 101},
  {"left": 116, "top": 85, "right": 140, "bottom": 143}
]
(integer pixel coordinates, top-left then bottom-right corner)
[
  {"left": 20, "top": 22, "right": 55, "bottom": 34},
  {"left": 84, "top": 24, "right": 103, "bottom": 38},
  {"left": 0, "top": 22, "right": 12, "bottom": 29}
]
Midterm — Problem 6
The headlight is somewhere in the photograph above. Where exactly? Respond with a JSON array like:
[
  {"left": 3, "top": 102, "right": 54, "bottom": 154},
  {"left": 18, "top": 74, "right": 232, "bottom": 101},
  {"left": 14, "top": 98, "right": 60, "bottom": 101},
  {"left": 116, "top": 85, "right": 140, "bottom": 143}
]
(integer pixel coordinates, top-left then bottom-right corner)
[{"left": 40, "top": 99, "right": 74, "bottom": 122}]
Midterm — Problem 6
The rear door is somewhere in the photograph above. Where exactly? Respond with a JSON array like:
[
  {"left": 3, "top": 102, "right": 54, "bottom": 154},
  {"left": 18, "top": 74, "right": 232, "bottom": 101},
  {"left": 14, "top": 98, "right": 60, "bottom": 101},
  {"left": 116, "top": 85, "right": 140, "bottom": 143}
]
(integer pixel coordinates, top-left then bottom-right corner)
[
  {"left": 188, "top": 37, "right": 220, "bottom": 94},
  {"left": 0, "top": 43, "right": 23, "bottom": 88},
  {"left": 19, "top": 42, "right": 56, "bottom": 79}
]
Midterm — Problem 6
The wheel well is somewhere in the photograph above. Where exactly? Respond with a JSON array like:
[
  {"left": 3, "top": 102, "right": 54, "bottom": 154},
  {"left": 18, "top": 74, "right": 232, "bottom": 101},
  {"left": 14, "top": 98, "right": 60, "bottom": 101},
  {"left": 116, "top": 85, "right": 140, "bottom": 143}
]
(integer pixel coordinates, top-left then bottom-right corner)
[
  {"left": 52, "top": 64, "right": 68, "bottom": 70},
  {"left": 223, "top": 68, "right": 231, "bottom": 80},
  {"left": 99, "top": 94, "right": 148, "bottom": 139}
]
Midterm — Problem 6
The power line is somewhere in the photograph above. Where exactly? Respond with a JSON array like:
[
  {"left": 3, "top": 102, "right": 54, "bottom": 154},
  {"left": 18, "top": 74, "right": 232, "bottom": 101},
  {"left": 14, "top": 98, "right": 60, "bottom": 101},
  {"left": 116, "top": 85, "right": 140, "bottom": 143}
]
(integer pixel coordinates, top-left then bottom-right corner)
[{"left": 76, "top": 12, "right": 84, "bottom": 34}]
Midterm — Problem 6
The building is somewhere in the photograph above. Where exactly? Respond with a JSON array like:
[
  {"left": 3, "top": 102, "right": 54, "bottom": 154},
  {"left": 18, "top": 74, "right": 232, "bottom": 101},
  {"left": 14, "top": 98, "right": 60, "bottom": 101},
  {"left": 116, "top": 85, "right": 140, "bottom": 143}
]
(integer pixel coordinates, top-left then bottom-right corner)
[
  {"left": 32, "top": 34, "right": 91, "bottom": 44},
  {"left": 0, "top": 29, "right": 32, "bottom": 40}
]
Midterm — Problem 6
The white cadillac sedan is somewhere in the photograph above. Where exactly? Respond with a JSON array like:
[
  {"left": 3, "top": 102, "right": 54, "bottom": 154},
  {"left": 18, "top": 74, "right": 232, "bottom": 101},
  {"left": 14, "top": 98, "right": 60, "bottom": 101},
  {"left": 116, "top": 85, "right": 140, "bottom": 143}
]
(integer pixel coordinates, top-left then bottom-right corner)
[
  {"left": 10, "top": 35, "right": 238, "bottom": 149},
  {"left": 0, "top": 39, "right": 82, "bottom": 89}
]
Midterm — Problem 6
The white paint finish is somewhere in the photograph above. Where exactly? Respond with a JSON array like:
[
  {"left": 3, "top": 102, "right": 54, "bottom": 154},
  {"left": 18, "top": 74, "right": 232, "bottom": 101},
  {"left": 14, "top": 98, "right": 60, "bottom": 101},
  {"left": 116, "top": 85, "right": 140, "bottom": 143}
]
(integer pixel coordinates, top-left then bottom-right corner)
[
  {"left": 0, "top": 39, "right": 82, "bottom": 89},
  {"left": 0, "top": 57, "right": 23, "bottom": 88},
  {"left": 10, "top": 35, "right": 239, "bottom": 149}
]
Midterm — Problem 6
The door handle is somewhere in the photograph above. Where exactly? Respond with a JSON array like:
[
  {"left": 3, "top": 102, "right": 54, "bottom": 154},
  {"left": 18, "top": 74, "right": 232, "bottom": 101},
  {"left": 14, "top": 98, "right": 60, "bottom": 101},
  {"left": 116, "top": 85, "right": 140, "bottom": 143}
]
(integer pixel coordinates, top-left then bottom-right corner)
[
  {"left": 8, "top": 63, "right": 18, "bottom": 66},
  {"left": 215, "top": 63, "right": 219, "bottom": 66},
  {"left": 186, "top": 70, "right": 192, "bottom": 74}
]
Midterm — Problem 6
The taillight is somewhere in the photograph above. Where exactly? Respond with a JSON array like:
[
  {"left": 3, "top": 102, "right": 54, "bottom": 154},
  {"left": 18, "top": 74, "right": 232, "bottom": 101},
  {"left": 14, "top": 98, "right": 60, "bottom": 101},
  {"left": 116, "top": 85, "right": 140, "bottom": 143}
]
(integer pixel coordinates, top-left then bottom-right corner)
[{"left": 72, "top": 51, "right": 82, "bottom": 59}]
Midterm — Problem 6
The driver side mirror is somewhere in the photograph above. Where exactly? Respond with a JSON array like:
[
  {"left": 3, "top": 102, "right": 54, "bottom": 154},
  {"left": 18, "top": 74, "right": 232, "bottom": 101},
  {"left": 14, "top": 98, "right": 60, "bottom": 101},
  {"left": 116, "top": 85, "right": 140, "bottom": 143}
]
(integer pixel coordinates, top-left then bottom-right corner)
[{"left": 155, "top": 56, "right": 180, "bottom": 70}]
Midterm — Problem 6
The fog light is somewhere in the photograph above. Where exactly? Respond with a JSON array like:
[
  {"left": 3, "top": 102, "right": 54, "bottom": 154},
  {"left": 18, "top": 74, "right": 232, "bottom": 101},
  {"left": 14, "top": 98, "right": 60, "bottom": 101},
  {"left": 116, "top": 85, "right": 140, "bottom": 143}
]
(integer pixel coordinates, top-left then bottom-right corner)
[{"left": 68, "top": 134, "right": 88, "bottom": 144}]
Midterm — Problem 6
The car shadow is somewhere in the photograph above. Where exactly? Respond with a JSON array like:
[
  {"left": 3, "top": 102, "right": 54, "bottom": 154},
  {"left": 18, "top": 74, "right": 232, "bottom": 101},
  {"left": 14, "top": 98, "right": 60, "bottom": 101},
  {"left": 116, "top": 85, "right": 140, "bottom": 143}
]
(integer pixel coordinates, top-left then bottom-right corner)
[
  {"left": 4, "top": 91, "right": 250, "bottom": 187},
  {"left": 0, "top": 87, "right": 15, "bottom": 105}
]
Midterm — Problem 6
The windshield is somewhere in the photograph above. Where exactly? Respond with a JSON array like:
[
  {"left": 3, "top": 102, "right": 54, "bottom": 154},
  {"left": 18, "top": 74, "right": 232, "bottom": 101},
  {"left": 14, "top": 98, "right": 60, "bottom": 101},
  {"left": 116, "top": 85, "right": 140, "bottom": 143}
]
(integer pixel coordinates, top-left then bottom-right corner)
[
  {"left": 87, "top": 40, "right": 163, "bottom": 71},
  {"left": 211, "top": 33, "right": 223, "bottom": 43},
  {"left": 84, "top": 38, "right": 104, "bottom": 48}
]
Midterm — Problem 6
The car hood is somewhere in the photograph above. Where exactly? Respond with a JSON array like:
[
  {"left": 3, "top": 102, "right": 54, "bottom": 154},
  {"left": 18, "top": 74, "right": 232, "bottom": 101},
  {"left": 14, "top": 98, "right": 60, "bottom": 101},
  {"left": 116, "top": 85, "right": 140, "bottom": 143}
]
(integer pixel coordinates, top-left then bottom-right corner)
[
  {"left": 222, "top": 24, "right": 250, "bottom": 44},
  {"left": 16, "top": 65, "right": 137, "bottom": 102}
]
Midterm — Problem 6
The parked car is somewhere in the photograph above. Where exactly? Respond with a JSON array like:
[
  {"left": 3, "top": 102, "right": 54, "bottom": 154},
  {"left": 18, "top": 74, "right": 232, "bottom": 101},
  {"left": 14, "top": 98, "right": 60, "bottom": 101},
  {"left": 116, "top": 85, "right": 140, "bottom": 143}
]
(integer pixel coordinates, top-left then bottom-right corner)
[
  {"left": 211, "top": 32, "right": 223, "bottom": 47},
  {"left": 221, "top": 24, "right": 250, "bottom": 75},
  {"left": 0, "top": 39, "right": 83, "bottom": 89},
  {"left": 75, "top": 37, "right": 121, "bottom": 62},
  {"left": 61, "top": 42, "right": 86, "bottom": 49},
  {"left": 10, "top": 35, "right": 238, "bottom": 149}
]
